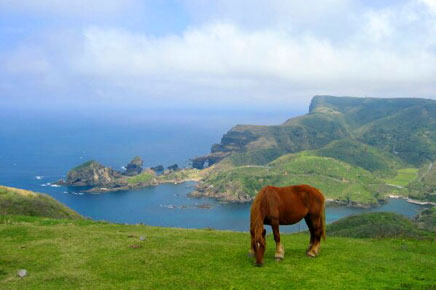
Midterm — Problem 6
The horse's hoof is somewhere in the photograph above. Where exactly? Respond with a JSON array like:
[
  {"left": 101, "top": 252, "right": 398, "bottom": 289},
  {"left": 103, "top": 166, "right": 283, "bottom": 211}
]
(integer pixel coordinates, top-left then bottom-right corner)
[
  {"left": 275, "top": 257, "right": 283, "bottom": 262},
  {"left": 255, "top": 262, "right": 264, "bottom": 267},
  {"left": 306, "top": 252, "right": 316, "bottom": 258}
]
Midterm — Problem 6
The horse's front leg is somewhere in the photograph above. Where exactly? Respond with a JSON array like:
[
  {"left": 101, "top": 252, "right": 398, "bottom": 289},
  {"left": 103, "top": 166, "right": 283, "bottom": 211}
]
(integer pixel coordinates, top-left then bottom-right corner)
[
  {"left": 272, "top": 223, "right": 284, "bottom": 261},
  {"left": 248, "top": 231, "right": 255, "bottom": 257}
]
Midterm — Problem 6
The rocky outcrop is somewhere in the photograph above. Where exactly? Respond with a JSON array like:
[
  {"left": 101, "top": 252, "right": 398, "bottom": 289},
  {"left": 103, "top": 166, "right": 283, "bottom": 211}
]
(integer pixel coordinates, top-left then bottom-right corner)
[
  {"left": 192, "top": 127, "right": 261, "bottom": 169},
  {"left": 167, "top": 164, "right": 179, "bottom": 172},
  {"left": 151, "top": 165, "right": 164, "bottom": 172},
  {"left": 191, "top": 152, "right": 230, "bottom": 169},
  {"left": 123, "top": 156, "right": 143, "bottom": 176},
  {"left": 60, "top": 161, "right": 125, "bottom": 187}
]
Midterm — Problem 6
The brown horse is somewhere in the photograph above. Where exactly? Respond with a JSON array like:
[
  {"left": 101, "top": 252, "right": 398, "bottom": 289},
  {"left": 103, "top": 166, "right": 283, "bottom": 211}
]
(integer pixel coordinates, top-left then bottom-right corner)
[{"left": 249, "top": 184, "right": 326, "bottom": 266}]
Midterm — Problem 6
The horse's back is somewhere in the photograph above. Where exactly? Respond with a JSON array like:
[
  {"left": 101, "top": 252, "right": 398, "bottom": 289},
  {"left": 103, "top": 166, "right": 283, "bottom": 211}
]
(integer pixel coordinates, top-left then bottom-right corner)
[
  {"left": 263, "top": 184, "right": 324, "bottom": 204},
  {"left": 259, "top": 184, "right": 325, "bottom": 225}
]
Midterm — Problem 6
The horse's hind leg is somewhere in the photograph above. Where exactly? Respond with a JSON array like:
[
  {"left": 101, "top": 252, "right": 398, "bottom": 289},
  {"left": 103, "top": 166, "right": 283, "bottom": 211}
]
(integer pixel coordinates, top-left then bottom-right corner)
[
  {"left": 272, "top": 222, "right": 284, "bottom": 261},
  {"left": 304, "top": 215, "right": 315, "bottom": 254},
  {"left": 306, "top": 214, "right": 322, "bottom": 257}
]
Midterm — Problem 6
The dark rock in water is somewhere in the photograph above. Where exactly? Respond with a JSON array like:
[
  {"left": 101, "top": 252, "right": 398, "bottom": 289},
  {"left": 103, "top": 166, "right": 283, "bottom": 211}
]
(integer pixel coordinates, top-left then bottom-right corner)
[
  {"left": 63, "top": 160, "right": 124, "bottom": 187},
  {"left": 167, "top": 164, "right": 179, "bottom": 172},
  {"left": 124, "top": 156, "right": 143, "bottom": 176},
  {"left": 151, "top": 165, "right": 164, "bottom": 172}
]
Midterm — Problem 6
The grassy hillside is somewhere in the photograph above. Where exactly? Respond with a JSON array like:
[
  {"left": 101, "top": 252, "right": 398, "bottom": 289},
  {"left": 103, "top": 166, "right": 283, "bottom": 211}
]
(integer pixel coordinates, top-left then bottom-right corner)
[
  {"left": 198, "top": 153, "right": 388, "bottom": 206},
  {"left": 315, "top": 139, "right": 403, "bottom": 177},
  {"left": 358, "top": 104, "right": 436, "bottom": 166},
  {"left": 0, "top": 186, "right": 82, "bottom": 220},
  {"left": 384, "top": 168, "right": 419, "bottom": 187},
  {"left": 327, "top": 212, "right": 433, "bottom": 240},
  {"left": 0, "top": 214, "right": 435, "bottom": 290},
  {"left": 407, "top": 162, "right": 436, "bottom": 202}
]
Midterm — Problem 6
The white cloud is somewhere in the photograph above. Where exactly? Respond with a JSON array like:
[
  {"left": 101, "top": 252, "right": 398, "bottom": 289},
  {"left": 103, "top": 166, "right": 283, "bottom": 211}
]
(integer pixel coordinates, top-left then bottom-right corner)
[
  {"left": 74, "top": 17, "right": 436, "bottom": 96},
  {"left": 1, "top": 0, "right": 436, "bottom": 109},
  {"left": 419, "top": 0, "right": 436, "bottom": 13}
]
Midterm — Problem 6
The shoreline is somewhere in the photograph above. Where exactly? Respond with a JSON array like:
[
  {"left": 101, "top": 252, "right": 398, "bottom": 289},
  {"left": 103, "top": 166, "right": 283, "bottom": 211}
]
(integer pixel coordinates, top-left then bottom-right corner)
[
  {"left": 388, "top": 194, "right": 436, "bottom": 206},
  {"left": 57, "top": 178, "right": 435, "bottom": 209}
]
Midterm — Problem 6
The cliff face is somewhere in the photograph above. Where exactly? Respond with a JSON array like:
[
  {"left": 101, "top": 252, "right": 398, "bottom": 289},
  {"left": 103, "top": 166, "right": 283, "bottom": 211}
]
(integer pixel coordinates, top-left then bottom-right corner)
[{"left": 65, "top": 161, "right": 124, "bottom": 186}]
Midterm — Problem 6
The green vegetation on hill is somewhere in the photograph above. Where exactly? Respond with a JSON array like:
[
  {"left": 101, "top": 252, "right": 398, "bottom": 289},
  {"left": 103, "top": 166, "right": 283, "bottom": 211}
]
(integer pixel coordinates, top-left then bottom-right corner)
[
  {"left": 407, "top": 162, "right": 436, "bottom": 202},
  {"left": 126, "top": 171, "right": 154, "bottom": 184},
  {"left": 327, "top": 212, "right": 433, "bottom": 240},
  {"left": 315, "top": 139, "right": 402, "bottom": 177},
  {"left": 1, "top": 214, "right": 435, "bottom": 290},
  {"left": 199, "top": 153, "right": 388, "bottom": 206},
  {"left": 384, "top": 168, "right": 419, "bottom": 187},
  {"left": 415, "top": 207, "right": 436, "bottom": 232},
  {"left": 71, "top": 160, "right": 97, "bottom": 171},
  {"left": 228, "top": 148, "right": 287, "bottom": 167},
  {"left": 358, "top": 104, "right": 436, "bottom": 166},
  {"left": 0, "top": 186, "right": 82, "bottom": 220}
]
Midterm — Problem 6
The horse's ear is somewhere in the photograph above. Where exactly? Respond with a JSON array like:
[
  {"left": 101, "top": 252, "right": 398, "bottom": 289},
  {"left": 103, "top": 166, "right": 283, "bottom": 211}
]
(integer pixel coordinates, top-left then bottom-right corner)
[{"left": 262, "top": 229, "right": 266, "bottom": 237}]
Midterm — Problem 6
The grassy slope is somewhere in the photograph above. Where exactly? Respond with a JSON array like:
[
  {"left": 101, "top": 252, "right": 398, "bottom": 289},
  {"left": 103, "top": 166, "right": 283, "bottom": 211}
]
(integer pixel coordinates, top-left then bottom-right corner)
[
  {"left": 315, "top": 139, "right": 403, "bottom": 177},
  {"left": 0, "top": 186, "right": 82, "bottom": 220},
  {"left": 126, "top": 171, "right": 155, "bottom": 184},
  {"left": 407, "top": 162, "right": 436, "bottom": 202},
  {"left": 0, "top": 215, "right": 435, "bottom": 290},
  {"left": 384, "top": 168, "right": 419, "bottom": 187},
  {"left": 327, "top": 212, "right": 433, "bottom": 239},
  {"left": 203, "top": 153, "right": 387, "bottom": 205}
]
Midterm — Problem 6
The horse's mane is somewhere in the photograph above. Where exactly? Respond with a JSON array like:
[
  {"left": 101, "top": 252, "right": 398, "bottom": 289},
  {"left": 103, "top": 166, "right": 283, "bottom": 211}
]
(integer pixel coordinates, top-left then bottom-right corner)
[{"left": 250, "top": 188, "right": 266, "bottom": 243}]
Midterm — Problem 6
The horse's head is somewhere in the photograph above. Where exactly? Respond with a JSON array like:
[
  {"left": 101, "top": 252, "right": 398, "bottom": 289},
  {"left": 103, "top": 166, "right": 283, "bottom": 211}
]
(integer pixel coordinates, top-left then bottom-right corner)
[{"left": 252, "top": 228, "right": 266, "bottom": 266}]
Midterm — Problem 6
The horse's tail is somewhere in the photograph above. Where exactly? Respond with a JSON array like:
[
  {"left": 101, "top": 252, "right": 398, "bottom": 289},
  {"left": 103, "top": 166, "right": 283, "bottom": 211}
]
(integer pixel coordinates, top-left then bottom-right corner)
[{"left": 321, "top": 204, "right": 326, "bottom": 241}]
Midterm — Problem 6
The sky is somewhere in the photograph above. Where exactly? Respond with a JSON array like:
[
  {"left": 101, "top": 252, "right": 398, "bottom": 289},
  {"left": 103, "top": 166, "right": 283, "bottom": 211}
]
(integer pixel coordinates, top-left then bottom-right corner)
[{"left": 1, "top": 0, "right": 436, "bottom": 113}]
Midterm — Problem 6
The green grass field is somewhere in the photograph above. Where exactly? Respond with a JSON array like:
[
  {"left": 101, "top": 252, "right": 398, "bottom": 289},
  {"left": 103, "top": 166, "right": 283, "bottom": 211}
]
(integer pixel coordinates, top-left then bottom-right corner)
[
  {"left": 384, "top": 168, "right": 419, "bottom": 187},
  {"left": 1, "top": 215, "right": 435, "bottom": 290}
]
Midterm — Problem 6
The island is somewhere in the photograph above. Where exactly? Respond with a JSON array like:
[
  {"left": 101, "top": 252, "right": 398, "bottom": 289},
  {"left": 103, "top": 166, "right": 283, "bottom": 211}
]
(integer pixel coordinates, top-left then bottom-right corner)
[{"left": 56, "top": 156, "right": 203, "bottom": 193}]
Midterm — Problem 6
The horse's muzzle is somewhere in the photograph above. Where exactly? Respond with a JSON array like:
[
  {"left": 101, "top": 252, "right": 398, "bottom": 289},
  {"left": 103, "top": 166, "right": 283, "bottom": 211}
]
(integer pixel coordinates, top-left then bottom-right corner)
[{"left": 255, "top": 262, "right": 264, "bottom": 267}]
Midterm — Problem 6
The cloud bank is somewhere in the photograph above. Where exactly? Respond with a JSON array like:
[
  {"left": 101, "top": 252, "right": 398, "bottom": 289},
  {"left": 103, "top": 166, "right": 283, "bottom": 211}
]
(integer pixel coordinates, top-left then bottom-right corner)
[{"left": 1, "top": 0, "right": 435, "bottom": 110}]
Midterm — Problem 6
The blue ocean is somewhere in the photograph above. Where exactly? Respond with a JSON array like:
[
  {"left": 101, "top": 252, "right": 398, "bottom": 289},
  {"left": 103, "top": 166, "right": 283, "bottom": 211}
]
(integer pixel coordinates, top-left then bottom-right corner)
[{"left": 0, "top": 108, "right": 427, "bottom": 232}]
